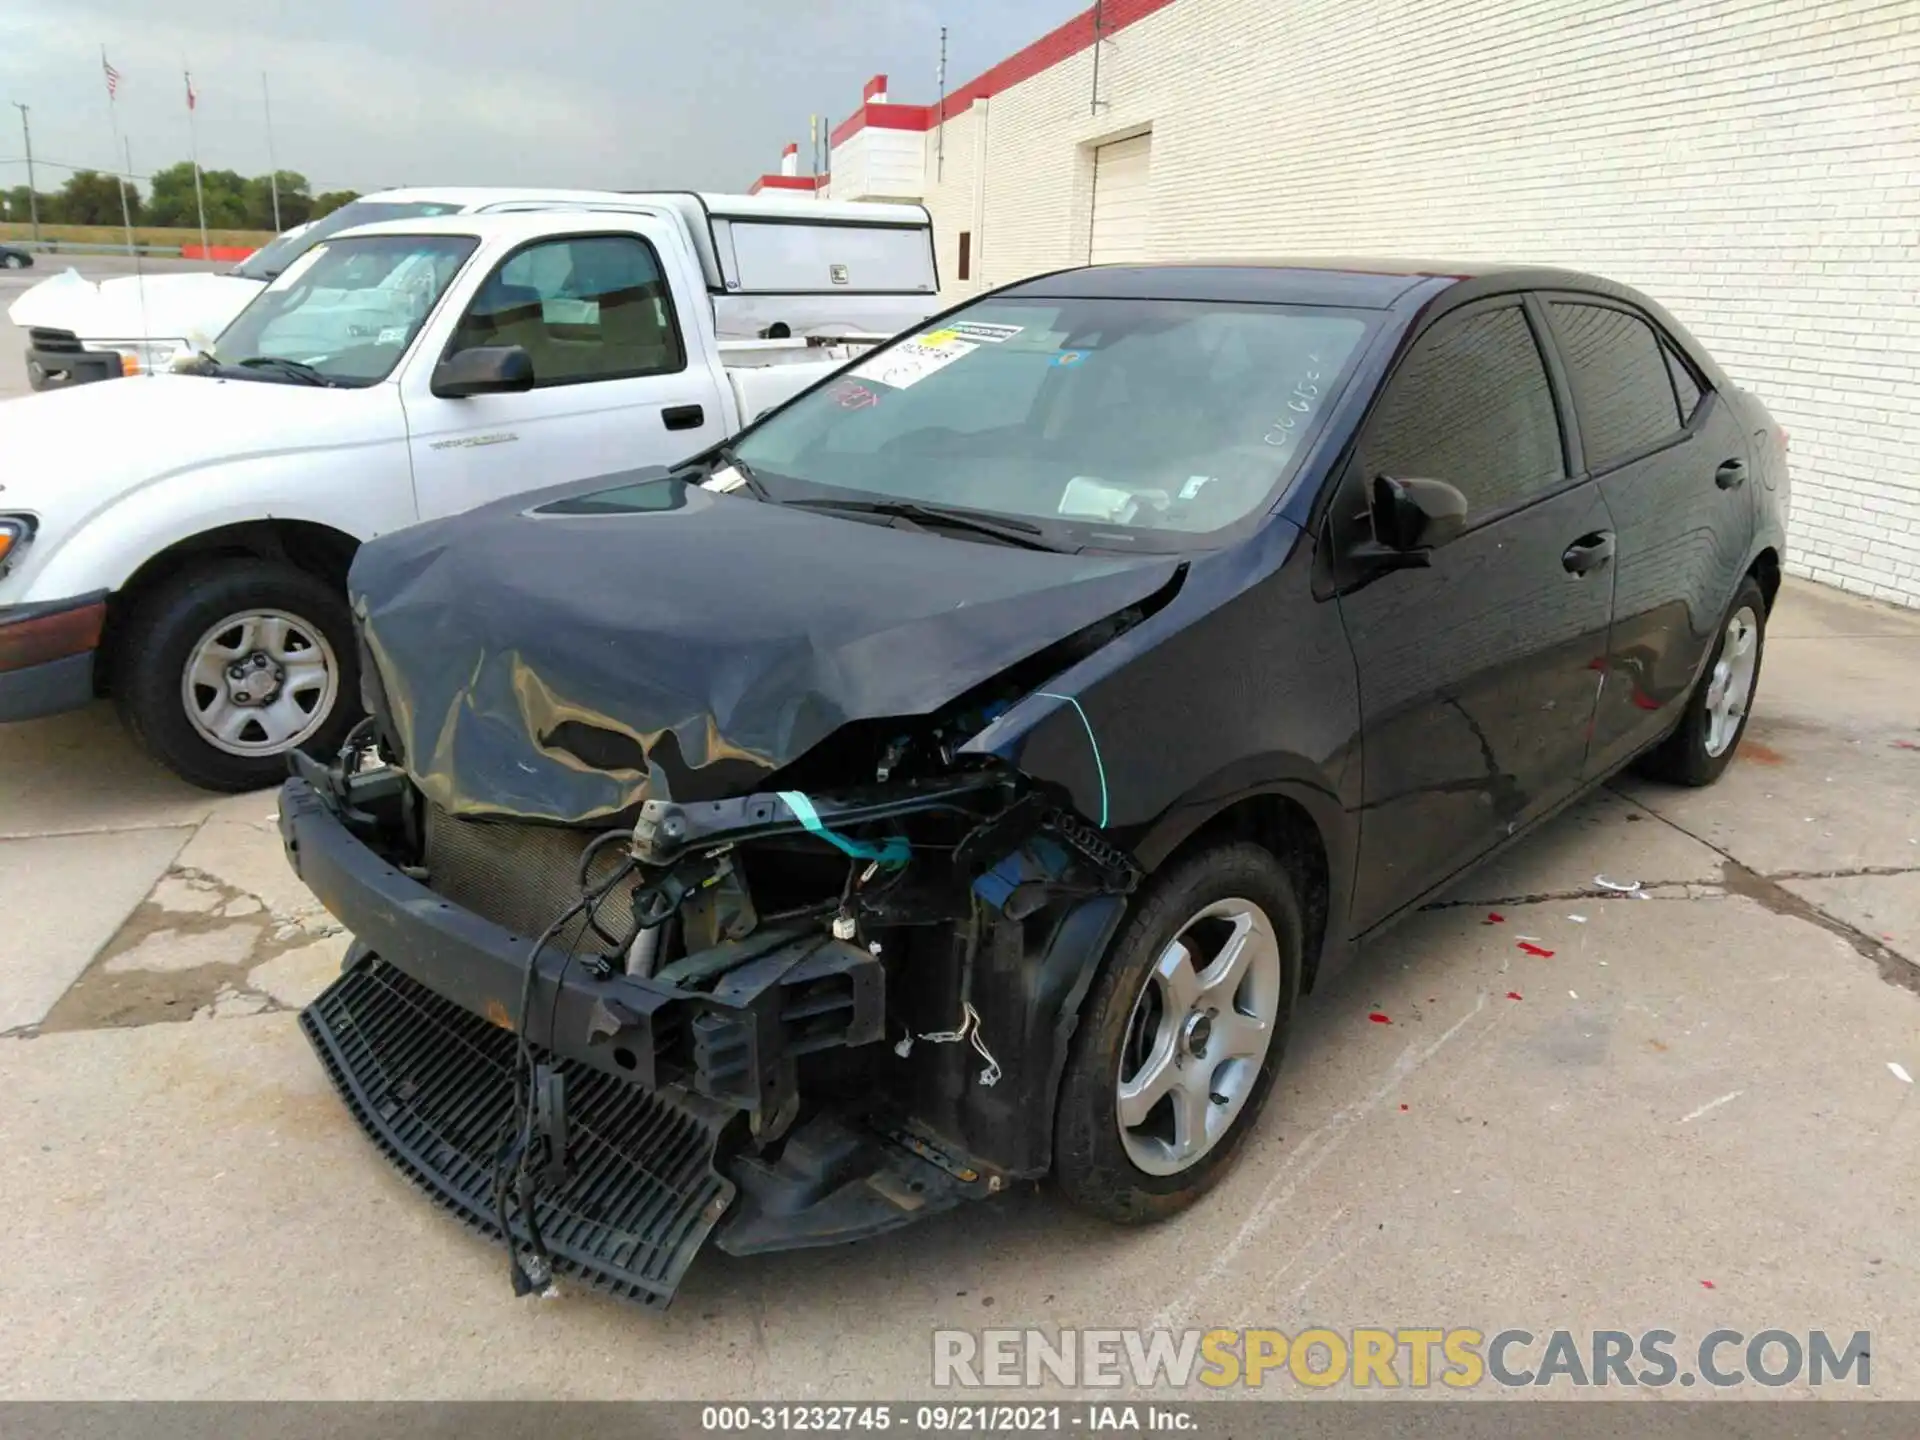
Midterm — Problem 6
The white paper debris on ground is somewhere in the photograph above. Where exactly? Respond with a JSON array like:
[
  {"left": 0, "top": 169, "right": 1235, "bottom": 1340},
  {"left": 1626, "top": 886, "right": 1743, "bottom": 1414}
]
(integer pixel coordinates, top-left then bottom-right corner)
[
  {"left": 1568, "top": 990, "right": 1579, "bottom": 999},
  {"left": 1567, "top": 914, "right": 1588, "bottom": 923},
  {"left": 1891, "top": 1062, "right": 1914, "bottom": 1085},
  {"left": 1594, "top": 875, "right": 1642, "bottom": 893},
  {"left": 1679, "top": 1090, "right": 1745, "bottom": 1124},
  {"left": 1516, "top": 935, "right": 1543, "bottom": 944}
]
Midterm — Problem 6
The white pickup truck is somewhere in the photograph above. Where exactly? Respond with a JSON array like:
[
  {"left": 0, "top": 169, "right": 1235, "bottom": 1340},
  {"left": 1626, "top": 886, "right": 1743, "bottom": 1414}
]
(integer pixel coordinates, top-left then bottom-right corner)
[
  {"left": 12, "top": 186, "right": 939, "bottom": 387},
  {"left": 0, "top": 200, "right": 935, "bottom": 789}
]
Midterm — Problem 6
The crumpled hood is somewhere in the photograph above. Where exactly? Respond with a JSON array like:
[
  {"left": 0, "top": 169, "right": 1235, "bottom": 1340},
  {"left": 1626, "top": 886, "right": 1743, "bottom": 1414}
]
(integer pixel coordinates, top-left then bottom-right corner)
[
  {"left": 6, "top": 267, "right": 261, "bottom": 345},
  {"left": 350, "top": 472, "right": 1182, "bottom": 822}
]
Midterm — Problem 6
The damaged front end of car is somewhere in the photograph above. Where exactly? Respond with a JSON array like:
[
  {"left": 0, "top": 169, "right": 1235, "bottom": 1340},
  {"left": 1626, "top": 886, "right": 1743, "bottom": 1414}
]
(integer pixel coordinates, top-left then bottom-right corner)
[{"left": 281, "top": 475, "right": 1182, "bottom": 1310}]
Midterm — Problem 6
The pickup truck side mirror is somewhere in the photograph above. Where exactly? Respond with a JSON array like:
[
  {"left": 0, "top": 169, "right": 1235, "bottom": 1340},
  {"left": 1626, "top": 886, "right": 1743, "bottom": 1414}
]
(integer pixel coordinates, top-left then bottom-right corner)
[
  {"left": 431, "top": 345, "right": 535, "bottom": 399},
  {"left": 1343, "top": 474, "right": 1470, "bottom": 575}
]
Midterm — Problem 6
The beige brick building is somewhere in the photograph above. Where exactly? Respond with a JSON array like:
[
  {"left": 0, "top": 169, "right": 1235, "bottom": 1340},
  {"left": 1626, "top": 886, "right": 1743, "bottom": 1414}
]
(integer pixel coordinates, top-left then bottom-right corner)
[{"left": 747, "top": 0, "right": 1920, "bottom": 608}]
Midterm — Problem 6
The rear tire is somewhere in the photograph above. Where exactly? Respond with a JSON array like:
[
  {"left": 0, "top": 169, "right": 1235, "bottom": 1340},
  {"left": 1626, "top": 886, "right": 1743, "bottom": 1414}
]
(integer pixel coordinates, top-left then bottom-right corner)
[
  {"left": 113, "top": 559, "right": 361, "bottom": 792},
  {"left": 1638, "top": 575, "right": 1767, "bottom": 788},
  {"left": 1053, "top": 843, "right": 1300, "bottom": 1224}
]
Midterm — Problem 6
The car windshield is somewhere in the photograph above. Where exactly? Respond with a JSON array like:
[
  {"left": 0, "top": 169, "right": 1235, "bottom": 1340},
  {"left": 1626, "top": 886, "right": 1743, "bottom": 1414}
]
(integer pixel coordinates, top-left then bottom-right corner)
[
  {"left": 729, "top": 296, "right": 1374, "bottom": 549},
  {"left": 230, "top": 200, "right": 467, "bottom": 281},
  {"left": 211, "top": 233, "right": 477, "bottom": 387}
]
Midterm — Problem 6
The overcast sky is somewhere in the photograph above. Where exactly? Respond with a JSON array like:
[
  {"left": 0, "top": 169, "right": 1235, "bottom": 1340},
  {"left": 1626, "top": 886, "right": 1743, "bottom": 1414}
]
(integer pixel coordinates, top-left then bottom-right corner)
[{"left": 1, "top": 0, "right": 1085, "bottom": 198}]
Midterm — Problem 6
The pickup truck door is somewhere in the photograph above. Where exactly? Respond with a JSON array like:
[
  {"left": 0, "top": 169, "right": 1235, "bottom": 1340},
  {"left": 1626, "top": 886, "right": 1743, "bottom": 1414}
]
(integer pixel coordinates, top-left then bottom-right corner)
[{"left": 397, "top": 219, "right": 730, "bottom": 521}]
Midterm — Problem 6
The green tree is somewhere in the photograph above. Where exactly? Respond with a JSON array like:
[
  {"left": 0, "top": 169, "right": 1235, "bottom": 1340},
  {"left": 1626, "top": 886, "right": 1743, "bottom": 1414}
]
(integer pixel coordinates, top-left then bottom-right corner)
[
  {"left": 3, "top": 185, "right": 63, "bottom": 225},
  {"left": 193, "top": 169, "right": 249, "bottom": 228},
  {"left": 311, "top": 190, "right": 361, "bottom": 219},
  {"left": 242, "top": 171, "right": 313, "bottom": 230},
  {"left": 57, "top": 170, "right": 141, "bottom": 226},
  {"left": 142, "top": 161, "right": 200, "bottom": 227}
]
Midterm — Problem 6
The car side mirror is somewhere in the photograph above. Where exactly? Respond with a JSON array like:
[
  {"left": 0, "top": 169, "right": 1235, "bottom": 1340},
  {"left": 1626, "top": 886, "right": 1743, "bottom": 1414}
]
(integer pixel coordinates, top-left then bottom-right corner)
[
  {"left": 431, "top": 345, "right": 534, "bottom": 398},
  {"left": 1340, "top": 474, "right": 1470, "bottom": 580},
  {"left": 1370, "top": 474, "right": 1468, "bottom": 552}
]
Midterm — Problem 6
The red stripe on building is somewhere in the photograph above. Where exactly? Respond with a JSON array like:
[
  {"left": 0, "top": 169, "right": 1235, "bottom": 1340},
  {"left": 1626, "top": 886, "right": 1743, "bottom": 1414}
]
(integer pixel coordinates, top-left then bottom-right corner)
[
  {"left": 829, "top": 0, "right": 1178, "bottom": 148},
  {"left": 747, "top": 174, "right": 823, "bottom": 195}
]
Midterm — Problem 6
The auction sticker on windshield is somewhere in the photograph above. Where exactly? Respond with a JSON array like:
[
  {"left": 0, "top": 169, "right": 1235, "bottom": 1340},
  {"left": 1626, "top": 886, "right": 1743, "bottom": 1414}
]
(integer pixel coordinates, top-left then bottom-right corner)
[{"left": 853, "top": 331, "right": 979, "bottom": 389}]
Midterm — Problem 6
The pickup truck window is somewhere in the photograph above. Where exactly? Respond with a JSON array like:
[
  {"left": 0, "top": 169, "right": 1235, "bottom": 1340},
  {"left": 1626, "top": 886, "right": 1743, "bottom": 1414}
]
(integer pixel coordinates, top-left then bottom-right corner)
[
  {"left": 730, "top": 297, "right": 1372, "bottom": 548},
  {"left": 214, "top": 234, "right": 478, "bottom": 386},
  {"left": 444, "top": 235, "right": 686, "bottom": 387},
  {"left": 230, "top": 200, "right": 467, "bottom": 281}
]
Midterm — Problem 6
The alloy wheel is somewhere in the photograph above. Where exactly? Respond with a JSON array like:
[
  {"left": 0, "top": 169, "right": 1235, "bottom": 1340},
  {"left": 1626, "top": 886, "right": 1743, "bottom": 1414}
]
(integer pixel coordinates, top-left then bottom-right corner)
[
  {"left": 1702, "top": 604, "right": 1760, "bottom": 758},
  {"left": 1116, "top": 896, "right": 1283, "bottom": 1176}
]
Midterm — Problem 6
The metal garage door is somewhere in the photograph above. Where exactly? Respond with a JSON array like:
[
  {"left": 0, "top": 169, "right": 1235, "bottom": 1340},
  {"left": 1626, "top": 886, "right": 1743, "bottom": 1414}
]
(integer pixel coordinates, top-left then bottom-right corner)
[{"left": 1088, "top": 133, "right": 1152, "bottom": 264}]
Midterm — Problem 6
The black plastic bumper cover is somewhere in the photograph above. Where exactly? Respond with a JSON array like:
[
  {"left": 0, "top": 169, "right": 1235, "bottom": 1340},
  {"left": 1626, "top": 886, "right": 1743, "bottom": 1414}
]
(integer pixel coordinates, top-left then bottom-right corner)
[
  {"left": 302, "top": 953, "right": 735, "bottom": 1308},
  {"left": 25, "top": 334, "right": 122, "bottom": 390}
]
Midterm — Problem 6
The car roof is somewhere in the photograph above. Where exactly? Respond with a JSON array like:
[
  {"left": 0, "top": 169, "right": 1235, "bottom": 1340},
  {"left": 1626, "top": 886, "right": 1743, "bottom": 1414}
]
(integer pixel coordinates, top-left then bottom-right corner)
[
  {"left": 325, "top": 211, "right": 663, "bottom": 243},
  {"left": 1002, "top": 259, "right": 1618, "bottom": 310},
  {"left": 353, "top": 186, "right": 928, "bottom": 226},
  {"left": 355, "top": 186, "right": 636, "bottom": 208}
]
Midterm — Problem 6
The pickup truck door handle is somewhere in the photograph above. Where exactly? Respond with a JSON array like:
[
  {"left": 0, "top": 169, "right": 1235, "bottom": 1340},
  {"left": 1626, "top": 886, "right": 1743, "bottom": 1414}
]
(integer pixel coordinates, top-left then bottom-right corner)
[
  {"left": 1562, "top": 531, "right": 1616, "bottom": 576},
  {"left": 662, "top": 404, "right": 706, "bottom": 432},
  {"left": 1716, "top": 457, "right": 1748, "bottom": 489}
]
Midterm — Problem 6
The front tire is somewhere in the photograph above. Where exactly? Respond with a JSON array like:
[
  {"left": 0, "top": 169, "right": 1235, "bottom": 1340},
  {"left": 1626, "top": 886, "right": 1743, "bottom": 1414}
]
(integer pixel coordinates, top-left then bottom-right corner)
[
  {"left": 1053, "top": 843, "right": 1301, "bottom": 1224},
  {"left": 1638, "top": 575, "right": 1767, "bottom": 787},
  {"left": 113, "top": 560, "right": 360, "bottom": 792},
  {"left": 1, "top": 255, "right": 25, "bottom": 270}
]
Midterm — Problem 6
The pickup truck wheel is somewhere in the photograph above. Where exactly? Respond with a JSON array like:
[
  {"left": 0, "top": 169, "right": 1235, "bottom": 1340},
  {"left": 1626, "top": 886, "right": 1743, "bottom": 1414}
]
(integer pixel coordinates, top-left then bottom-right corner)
[
  {"left": 115, "top": 560, "right": 360, "bottom": 792},
  {"left": 1637, "top": 575, "right": 1767, "bottom": 788},
  {"left": 1052, "top": 843, "right": 1300, "bottom": 1224}
]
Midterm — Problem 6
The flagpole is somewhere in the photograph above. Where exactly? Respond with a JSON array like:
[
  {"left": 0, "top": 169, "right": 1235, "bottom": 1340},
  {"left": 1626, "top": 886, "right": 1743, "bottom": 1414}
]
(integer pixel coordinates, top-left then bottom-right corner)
[
  {"left": 262, "top": 72, "right": 281, "bottom": 232},
  {"left": 102, "top": 46, "right": 134, "bottom": 256},
  {"left": 186, "top": 69, "right": 208, "bottom": 256}
]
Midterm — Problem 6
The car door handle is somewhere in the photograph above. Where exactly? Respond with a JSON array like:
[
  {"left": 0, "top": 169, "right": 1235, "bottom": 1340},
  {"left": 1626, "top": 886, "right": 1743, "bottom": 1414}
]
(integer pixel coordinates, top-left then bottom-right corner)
[
  {"left": 1562, "top": 531, "right": 1616, "bottom": 575},
  {"left": 1716, "top": 457, "right": 1747, "bottom": 489},
  {"left": 662, "top": 404, "right": 706, "bottom": 432}
]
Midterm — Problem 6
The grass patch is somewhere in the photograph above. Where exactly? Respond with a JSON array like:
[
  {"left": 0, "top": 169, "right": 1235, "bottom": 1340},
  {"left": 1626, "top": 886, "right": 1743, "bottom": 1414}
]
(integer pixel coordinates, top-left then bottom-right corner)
[{"left": 0, "top": 223, "right": 273, "bottom": 248}]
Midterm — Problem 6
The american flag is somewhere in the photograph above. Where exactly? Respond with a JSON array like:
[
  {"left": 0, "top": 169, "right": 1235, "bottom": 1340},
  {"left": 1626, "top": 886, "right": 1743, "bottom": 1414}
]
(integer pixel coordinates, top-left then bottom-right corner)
[{"left": 102, "top": 53, "right": 122, "bottom": 100}]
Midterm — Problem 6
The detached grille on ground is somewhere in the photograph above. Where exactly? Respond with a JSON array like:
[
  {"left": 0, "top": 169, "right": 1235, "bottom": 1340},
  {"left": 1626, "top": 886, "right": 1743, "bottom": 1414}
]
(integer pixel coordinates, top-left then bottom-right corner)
[{"left": 301, "top": 954, "right": 735, "bottom": 1309}]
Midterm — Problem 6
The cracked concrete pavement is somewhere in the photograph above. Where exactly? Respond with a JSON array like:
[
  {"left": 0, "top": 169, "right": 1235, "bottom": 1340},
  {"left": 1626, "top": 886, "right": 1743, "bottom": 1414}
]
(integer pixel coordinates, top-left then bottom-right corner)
[{"left": 0, "top": 578, "right": 1915, "bottom": 1399}]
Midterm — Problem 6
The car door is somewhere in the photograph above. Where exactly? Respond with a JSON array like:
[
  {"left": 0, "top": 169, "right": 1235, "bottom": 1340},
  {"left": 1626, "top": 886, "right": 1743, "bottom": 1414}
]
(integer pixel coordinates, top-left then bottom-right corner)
[
  {"left": 399, "top": 224, "right": 728, "bottom": 521},
  {"left": 1537, "top": 296, "right": 1758, "bottom": 778},
  {"left": 1327, "top": 296, "right": 1617, "bottom": 933}
]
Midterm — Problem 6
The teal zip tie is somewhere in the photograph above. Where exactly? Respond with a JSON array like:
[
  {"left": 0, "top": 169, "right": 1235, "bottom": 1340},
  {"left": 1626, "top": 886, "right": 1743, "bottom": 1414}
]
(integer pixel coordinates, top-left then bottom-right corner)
[
  {"left": 777, "top": 790, "right": 910, "bottom": 867},
  {"left": 1036, "top": 692, "right": 1108, "bottom": 828}
]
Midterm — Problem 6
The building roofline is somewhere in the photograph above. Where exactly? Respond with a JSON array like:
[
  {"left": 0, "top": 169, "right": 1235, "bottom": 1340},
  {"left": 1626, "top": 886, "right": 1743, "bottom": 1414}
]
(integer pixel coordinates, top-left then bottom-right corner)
[{"left": 829, "top": 0, "right": 1179, "bottom": 149}]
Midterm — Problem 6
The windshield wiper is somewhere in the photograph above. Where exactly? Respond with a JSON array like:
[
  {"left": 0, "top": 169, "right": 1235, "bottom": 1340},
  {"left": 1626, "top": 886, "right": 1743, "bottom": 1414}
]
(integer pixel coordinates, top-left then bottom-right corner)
[
  {"left": 711, "top": 446, "right": 774, "bottom": 502},
  {"left": 783, "top": 497, "right": 1066, "bottom": 551},
  {"left": 235, "top": 355, "right": 334, "bottom": 387}
]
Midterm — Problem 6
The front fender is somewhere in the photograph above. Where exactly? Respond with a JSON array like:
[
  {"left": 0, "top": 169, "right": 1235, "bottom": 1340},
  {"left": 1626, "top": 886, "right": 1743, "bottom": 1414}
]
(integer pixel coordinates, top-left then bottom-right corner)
[{"left": 17, "top": 448, "right": 412, "bottom": 601}]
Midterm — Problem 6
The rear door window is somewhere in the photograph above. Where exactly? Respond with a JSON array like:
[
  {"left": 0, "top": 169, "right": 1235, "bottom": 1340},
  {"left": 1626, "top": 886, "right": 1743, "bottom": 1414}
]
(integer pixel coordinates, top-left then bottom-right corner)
[{"left": 1548, "top": 301, "right": 1684, "bottom": 470}]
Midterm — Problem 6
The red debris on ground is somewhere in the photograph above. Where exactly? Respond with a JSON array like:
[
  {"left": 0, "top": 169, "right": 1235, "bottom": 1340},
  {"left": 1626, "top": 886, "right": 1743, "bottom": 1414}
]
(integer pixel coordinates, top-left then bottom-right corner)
[
  {"left": 1484, "top": 912, "right": 1506, "bottom": 924},
  {"left": 1518, "top": 941, "right": 1555, "bottom": 958},
  {"left": 1399, "top": 1103, "right": 1409, "bottom": 1112},
  {"left": 1368, "top": 1012, "right": 1392, "bottom": 1024},
  {"left": 1893, "top": 739, "right": 1920, "bottom": 750},
  {"left": 1700, "top": 1280, "right": 1716, "bottom": 1290},
  {"left": 1506, "top": 991, "right": 1524, "bottom": 1001}
]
